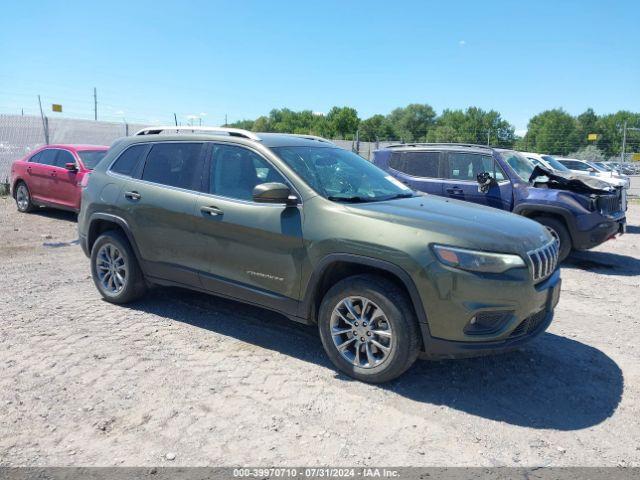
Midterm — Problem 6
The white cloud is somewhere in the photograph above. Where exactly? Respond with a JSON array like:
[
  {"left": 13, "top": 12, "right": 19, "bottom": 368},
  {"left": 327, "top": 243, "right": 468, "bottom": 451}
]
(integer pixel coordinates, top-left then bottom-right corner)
[{"left": 515, "top": 129, "right": 527, "bottom": 137}]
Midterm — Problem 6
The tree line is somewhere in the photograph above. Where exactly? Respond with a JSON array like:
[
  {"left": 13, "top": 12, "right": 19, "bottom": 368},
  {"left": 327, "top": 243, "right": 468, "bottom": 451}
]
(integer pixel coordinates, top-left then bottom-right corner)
[{"left": 229, "top": 105, "right": 640, "bottom": 158}]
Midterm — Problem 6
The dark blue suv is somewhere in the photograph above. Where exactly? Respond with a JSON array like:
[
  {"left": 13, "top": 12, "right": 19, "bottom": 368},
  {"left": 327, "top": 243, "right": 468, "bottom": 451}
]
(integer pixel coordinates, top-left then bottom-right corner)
[{"left": 373, "top": 143, "right": 627, "bottom": 261}]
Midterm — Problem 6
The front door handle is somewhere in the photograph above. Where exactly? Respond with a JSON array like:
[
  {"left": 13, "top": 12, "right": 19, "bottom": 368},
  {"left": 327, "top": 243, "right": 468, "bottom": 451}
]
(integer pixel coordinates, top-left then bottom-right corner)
[
  {"left": 51, "top": 171, "right": 57, "bottom": 177},
  {"left": 200, "top": 206, "right": 223, "bottom": 216},
  {"left": 446, "top": 187, "right": 463, "bottom": 195},
  {"left": 124, "top": 191, "right": 141, "bottom": 200},
  {"left": 27, "top": 167, "right": 32, "bottom": 174}
]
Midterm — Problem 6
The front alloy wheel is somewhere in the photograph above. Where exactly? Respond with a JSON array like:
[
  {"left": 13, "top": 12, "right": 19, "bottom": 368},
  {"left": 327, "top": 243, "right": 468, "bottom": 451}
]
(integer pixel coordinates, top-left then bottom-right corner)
[{"left": 331, "top": 296, "right": 393, "bottom": 368}]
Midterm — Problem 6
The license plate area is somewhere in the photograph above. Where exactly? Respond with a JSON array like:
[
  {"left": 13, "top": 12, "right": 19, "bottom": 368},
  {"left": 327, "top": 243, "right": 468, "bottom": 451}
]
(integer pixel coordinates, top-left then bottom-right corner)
[{"left": 548, "top": 279, "right": 561, "bottom": 310}]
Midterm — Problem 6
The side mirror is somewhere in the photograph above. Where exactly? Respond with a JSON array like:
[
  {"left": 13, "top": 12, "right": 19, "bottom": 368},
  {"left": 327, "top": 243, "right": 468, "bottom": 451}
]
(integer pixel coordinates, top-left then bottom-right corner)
[
  {"left": 476, "top": 172, "right": 494, "bottom": 194},
  {"left": 65, "top": 162, "right": 78, "bottom": 172},
  {"left": 252, "top": 182, "right": 297, "bottom": 205},
  {"left": 587, "top": 167, "right": 596, "bottom": 173}
]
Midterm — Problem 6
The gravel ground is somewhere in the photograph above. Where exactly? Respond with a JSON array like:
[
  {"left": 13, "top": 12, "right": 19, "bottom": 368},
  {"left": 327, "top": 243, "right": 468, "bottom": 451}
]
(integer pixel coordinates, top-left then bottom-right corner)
[{"left": 0, "top": 196, "right": 639, "bottom": 467}]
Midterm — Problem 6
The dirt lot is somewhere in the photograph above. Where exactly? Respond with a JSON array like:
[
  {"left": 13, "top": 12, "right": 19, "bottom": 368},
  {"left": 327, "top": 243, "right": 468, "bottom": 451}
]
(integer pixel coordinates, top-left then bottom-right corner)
[{"left": 0, "top": 196, "right": 639, "bottom": 467}]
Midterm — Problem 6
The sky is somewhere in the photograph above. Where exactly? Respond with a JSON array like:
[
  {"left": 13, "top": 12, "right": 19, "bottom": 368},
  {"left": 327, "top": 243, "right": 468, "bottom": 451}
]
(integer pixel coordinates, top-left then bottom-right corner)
[{"left": 0, "top": 0, "right": 638, "bottom": 134}]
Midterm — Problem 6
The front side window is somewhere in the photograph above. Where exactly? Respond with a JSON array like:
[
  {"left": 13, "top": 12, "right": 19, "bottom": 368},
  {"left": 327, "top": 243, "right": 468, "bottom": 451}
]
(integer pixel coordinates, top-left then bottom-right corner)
[
  {"left": 141, "top": 142, "right": 204, "bottom": 190},
  {"left": 111, "top": 144, "right": 148, "bottom": 176},
  {"left": 78, "top": 150, "right": 107, "bottom": 169},
  {"left": 55, "top": 150, "right": 76, "bottom": 168},
  {"left": 540, "top": 155, "right": 570, "bottom": 172},
  {"left": 272, "top": 146, "right": 412, "bottom": 202},
  {"left": 447, "top": 153, "right": 505, "bottom": 181},
  {"left": 209, "top": 144, "right": 287, "bottom": 201},
  {"left": 389, "top": 151, "right": 440, "bottom": 178}
]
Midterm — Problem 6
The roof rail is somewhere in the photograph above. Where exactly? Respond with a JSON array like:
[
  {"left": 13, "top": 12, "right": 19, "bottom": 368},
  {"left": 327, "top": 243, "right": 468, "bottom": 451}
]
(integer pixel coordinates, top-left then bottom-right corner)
[
  {"left": 285, "top": 134, "right": 336, "bottom": 146},
  {"left": 134, "top": 126, "right": 261, "bottom": 141},
  {"left": 384, "top": 142, "right": 493, "bottom": 149}
]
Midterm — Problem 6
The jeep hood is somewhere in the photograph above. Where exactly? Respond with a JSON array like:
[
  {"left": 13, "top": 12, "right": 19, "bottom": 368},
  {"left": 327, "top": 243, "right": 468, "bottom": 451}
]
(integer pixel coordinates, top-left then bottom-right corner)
[
  {"left": 529, "top": 165, "right": 614, "bottom": 193},
  {"left": 344, "top": 194, "right": 552, "bottom": 253}
]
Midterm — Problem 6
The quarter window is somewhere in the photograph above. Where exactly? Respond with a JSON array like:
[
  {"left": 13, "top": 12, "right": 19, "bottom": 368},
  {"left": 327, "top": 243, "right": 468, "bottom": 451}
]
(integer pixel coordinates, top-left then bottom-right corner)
[
  {"left": 141, "top": 143, "right": 204, "bottom": 190},
  {"left": 209, "top": 144, "right": 287, "bottom": 201},
  {"left": 389, "top": 152, "right": 440, "bottom": 178},
  {"left": 110, "top": 145, "right": 148, "bottom": 176}
]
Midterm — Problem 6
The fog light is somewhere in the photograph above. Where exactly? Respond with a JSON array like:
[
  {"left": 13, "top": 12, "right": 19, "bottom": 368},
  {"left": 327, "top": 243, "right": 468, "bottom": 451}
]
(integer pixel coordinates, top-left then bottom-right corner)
[{"left": 464, "top": 311, "right": 513, "bottom": 335}]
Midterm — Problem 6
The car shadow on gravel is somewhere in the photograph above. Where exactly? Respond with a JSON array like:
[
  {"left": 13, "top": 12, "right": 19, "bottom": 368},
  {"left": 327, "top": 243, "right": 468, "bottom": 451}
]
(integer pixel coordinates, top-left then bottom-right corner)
[
  {"left": 562, "top": 250, "right": 640, "bottom": 276},
  {"left": 124, "top": 287, "right": 622, "bottom": 432},
  {"left": 31, "top": 207, "right": 77, "bottom": 222}
]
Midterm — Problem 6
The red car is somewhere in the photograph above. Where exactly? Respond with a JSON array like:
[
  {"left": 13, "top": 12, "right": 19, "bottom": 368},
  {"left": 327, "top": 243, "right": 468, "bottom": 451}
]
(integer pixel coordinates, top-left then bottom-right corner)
[{"left": 10, "top": 144, "right": 109, "bottom": 213}]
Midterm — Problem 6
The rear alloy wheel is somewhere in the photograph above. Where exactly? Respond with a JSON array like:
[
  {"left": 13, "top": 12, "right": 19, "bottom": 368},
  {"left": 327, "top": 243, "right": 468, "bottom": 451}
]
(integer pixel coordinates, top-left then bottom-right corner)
[
  {"left": 15, "top": 182, "right": 34, "bottom": 213},
  {"left": 318, "top": 274, "right": 421, "bottom": 383},
  {"left": 91, "top": 230, "right": 147, "bottom": 304}
]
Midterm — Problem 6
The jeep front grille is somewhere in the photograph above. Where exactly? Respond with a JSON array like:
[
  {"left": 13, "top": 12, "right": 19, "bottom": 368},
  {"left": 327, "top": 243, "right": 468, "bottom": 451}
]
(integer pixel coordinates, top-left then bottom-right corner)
[
  {"left": 597, "top": 193, "right": 622, "bottom": 214},
  {"left": 527, "top": 239, "right": 559, "bottom": 283}
]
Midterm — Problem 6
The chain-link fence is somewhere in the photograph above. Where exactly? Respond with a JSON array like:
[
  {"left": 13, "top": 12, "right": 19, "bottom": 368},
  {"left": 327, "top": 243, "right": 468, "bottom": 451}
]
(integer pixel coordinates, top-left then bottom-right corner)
[
  {"left": 0, "top": 114, "right": 399, "bottom": 183},
  {"left": 0, "top": 115, "right": 148, "bottom": 182}
]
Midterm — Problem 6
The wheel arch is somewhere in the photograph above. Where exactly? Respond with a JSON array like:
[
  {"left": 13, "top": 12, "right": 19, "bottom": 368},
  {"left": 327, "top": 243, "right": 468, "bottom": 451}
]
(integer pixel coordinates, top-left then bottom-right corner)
[
  {"left": 514, "top": 204, "right": 576, "bottom": 245},
  {"left": 87, "top": 214, "right": 143, "bottom": 266},
  {"left": 300, "top": 254, "right": 429, "bottom": 329}
]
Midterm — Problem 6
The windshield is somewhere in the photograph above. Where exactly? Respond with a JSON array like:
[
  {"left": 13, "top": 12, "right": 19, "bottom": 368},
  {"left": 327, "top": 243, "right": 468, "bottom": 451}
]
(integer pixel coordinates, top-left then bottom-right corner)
[
  {"left": 78, "top": 150, "right": 108, "bottom": 169},
  {"left": 589, "top": 162, "right": 608, "bottom": 172},
  {"left": 500, "top": 151, "right": 535, "bottom": 182},
  {"left": 541, "top": 155, "right": 570, "bottom": 172},
  {"left": 272, "top": 146, "right": 413, "bottom": 202}
]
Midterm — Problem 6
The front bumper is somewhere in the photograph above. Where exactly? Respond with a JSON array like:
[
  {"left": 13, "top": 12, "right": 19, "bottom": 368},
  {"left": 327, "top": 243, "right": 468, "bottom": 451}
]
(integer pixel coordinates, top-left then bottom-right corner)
[
  {"left": 572, "top": 216, "right": 626, "bottom": 250},
  {"left": 415, "top": 265, "right": 561, "bottom": 356}
]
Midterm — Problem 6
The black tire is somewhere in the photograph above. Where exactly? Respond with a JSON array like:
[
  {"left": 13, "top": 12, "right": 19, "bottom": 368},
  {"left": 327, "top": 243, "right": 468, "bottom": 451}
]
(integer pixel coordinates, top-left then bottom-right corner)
[
  {"left": 90, "top": 230, "right": 147, "bottom": 304},
  {"left": 534, "top": 216, "right": 572, "bottom": 262},
  {"left": 14, "top": 181, "right": 34, "bottom": 213},
  {"left": 318, "top": 274, "right": 421, "bottom": 383}
]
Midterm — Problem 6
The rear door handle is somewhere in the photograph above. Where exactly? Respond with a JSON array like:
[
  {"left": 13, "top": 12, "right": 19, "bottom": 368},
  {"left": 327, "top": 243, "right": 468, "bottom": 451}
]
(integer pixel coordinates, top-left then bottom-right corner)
[
  {"left": 446, "top": 187, "right": 463, "bottom": 194},
  {"left": 124, "top": 191, "right": 141, "bottom": 200},
  {"left": 27, "top": 167, "right": 32, "bottom": 174},
  {"left": 200, "top": 206, "right": 223, "bottom": 216},
  {"left": 51, "top": 171, "right": 57, "bottom": 177}
]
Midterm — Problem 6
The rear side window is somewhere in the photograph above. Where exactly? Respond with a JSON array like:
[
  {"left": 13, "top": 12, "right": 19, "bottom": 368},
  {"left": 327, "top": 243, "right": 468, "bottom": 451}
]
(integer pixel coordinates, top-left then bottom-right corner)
[
  {"left": 142, "top": 142, "right": 204, "bottom": 190},
  {"left": 389, "top": 151, "right": 440, "bottom": 178},
  {"left": 111, "top": 145, "right": 148, "bottom": 176},
  {"left": 55, "top": 150, "right": 76, "bottom": 168}
]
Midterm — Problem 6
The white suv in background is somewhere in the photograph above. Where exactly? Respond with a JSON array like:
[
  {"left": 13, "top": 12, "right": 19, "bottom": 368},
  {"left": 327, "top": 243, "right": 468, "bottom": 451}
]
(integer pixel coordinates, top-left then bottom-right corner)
[{"left": 555, "top": 157, "right": 630, "bottom": 190}]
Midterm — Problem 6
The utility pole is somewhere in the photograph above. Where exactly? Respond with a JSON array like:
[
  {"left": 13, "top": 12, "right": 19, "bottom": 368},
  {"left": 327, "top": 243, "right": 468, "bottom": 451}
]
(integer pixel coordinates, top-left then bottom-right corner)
[
  {"left": 620, "top": 121, "right": 627, "bottom": 163},
  {"left": 93, "top": 87, "right": 98, "bottom": 121},
  {"left": 224, "top": 114, "right": 228, "bottom": 126},
  {"left": 37, "top": 95, "right": 49, "bottom": 144},
  {"left": 173, "top": 113, "right": 178, "bottom": 127},
  {"left": 487, "top": 130, "right": 490, "bottom": 146}
]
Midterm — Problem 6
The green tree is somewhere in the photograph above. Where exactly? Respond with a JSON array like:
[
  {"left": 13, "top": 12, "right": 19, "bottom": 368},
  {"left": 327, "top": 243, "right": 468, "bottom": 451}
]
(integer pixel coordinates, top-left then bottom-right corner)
[
  {"left": 386, "top": 104, "right": 436, "bottom": 141},
  {"left": 358, "top": 114, "right": 394, "bottom": 141},
  {"left": 426, "top": 107, "right": 514, "bottom": 146},
  {"left": 570, "top": 145, "right": 606, "bottom": 162},
  {"left": 594, "top": 111, "right": 640, "bottom": 157},
  {"left": 326, "top": 106, "right": 360, "bottom": 139},
  {"left": 522, "top": 109, "right": 577, "bottom": 155}
]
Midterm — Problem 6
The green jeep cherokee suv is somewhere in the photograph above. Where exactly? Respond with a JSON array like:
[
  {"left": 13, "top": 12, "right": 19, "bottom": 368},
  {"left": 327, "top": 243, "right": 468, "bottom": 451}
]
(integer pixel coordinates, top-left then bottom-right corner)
[{"left": 78, "top": 127, "right": 561, "bottom": 383}]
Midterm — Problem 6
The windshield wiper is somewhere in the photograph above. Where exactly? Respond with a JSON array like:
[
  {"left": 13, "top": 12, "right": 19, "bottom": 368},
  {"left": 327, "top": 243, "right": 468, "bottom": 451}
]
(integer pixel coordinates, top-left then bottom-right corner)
[
  {"left": 327, "top": 195, "right": 373, "bottom": 203},
  {"left": 385, "top": 192, "right": 415, "bottom": 200}
]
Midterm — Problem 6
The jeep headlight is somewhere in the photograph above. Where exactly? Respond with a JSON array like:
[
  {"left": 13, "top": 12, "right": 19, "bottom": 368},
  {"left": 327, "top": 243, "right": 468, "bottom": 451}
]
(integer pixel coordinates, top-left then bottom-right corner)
[{"left": 432, "top": 245, "right": 525, "bottom": 273}]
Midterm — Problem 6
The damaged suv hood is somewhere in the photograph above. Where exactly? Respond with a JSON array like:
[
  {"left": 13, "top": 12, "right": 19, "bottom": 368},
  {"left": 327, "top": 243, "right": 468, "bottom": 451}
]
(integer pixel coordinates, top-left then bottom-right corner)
[{"left": 528, "top": 165, "right": 615, "bottom": 194}]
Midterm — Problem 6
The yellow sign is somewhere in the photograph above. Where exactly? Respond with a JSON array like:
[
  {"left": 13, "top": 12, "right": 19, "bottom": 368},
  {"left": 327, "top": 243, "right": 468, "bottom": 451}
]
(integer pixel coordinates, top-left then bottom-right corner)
[
  {"left": 52, "top": 104, "right": 62, "bottom": 112},
  {"left": 587, "top": 133, "right": 598, "bottom": 141},
  {"left": 633, "top": 153, "right": 640, "bottom": 162}
]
